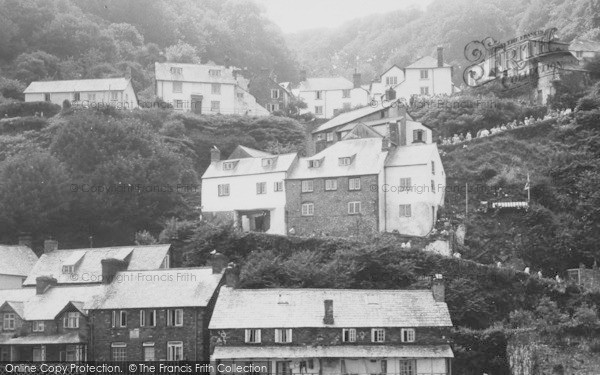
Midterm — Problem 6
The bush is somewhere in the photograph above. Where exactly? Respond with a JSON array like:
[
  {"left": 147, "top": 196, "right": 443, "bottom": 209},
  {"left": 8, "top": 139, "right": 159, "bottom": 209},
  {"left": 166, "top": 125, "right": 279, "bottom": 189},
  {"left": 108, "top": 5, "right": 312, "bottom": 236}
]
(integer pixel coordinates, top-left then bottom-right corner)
[
  {"left": 0, "top": 101, "right": 61, "bottom": 118},
  {"left": 0, "top": 117, "right": 48, "bottom": 133}
]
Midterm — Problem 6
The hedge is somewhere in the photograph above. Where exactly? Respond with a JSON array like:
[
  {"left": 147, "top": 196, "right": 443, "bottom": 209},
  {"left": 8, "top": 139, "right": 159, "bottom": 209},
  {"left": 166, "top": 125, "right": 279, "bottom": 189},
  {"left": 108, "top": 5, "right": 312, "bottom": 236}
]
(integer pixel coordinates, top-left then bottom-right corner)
[{"left": 0, "top": 101, "right": 61, "bottom": 118}]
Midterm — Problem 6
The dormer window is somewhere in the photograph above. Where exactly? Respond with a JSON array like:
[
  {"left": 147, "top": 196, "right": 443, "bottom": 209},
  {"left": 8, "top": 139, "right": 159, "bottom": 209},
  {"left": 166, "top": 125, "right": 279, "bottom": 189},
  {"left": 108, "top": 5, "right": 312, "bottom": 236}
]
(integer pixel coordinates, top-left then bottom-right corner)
[
  {"left": 223, "top": 162, "right": 235, "bottom": 170},
  {"left": 339, "top": 157, "right": 352, "bottom": 166},
  {"left": 308, "top": 159, "right": 322, "bottom": 168},
  {"left": 262, "top": 158, "right": 275, "bottom": 167},
  {"left": 63, "top": 312, "right": 80, "bottom": 328},
  {"left": 401, "top": 328, "right": 415, "bottom": 342},
  {"left": 62, "top": 265, "right": 75, "bottom": 274},
  {"left": 170, "top": 67, "right": 183, "bottom": 75},
  {"left": 209, "top": 69, "right": 221, "bottom": 77},
  {"left": 413, "top": 129, "right": 425, "bottom": 143}
]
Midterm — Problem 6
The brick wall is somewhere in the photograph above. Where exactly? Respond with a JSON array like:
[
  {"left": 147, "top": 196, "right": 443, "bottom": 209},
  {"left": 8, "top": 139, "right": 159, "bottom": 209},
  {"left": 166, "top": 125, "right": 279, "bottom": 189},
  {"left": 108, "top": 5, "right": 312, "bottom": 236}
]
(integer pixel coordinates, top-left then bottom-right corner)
[
  {"left": 286, "top": 175, "right": 379, "bottom": 237},
  {"left": 210, "top": 327, "right": 451, "bottom": 347}
]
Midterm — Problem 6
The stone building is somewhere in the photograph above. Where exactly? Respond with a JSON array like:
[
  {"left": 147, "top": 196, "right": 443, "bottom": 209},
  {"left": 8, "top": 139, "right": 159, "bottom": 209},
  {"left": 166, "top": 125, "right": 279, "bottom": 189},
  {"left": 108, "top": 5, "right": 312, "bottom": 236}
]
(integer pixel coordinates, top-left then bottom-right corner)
[{"left": 209, "top": 274, "right": 454, "bottom": 375}]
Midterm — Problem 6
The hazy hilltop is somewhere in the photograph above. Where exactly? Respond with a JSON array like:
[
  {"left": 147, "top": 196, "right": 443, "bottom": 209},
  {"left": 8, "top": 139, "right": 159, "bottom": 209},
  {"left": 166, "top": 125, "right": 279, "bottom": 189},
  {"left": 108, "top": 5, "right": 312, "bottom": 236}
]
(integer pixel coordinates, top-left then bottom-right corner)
[{"left": 286, "top": 0, "right": 600, "bottom": 83}]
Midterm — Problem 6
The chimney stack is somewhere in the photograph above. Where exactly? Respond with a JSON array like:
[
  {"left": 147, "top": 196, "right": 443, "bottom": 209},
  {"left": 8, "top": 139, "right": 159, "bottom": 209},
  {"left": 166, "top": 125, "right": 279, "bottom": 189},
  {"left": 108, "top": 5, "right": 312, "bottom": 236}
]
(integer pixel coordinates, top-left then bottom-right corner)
[
  {"left": 209, "top": 251, "right": 228, "bottom": 274},
  {"left": 44, "top": 239, "right": 58, "bottom": 253},
  {"left": 101, "top": 258, "right": 128, "bottom": 284},
  {"left": 353, "top": 72, "right": 362, "bottom": 89},
  {"left": 36, "top": 276, "right": 57, "bottom": 295},
  {"left": 18, "top": 234, "right": 32, "bottom": 248},
  {"left": 299, "top": 70, "right": 307, "bottom": 82},
  {"left": 388, "top": 121, "right": 400, "bottom": 147},
  {"left": 432, "top": 274, "right": 445, "bottom": 302},
  {"left": 323, "top": 299, "right": 334, "bottom": 325},
  {"left": 210, "top": 146, "right": 221, "bottom": 163},
  {"left": 437, "top": 47, "right": 444, "bottom": 68},
  {"left": 385, "top": 87, "right": 396, "bottom": 100},
  {"left": 225, "top": 262, "right": 239, "bottom": 288}
]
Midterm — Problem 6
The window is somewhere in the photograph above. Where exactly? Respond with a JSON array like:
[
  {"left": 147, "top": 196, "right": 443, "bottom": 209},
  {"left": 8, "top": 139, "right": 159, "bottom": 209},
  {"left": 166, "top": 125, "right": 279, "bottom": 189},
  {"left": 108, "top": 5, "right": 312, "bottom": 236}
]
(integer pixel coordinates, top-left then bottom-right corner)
[
  {"left": 166, "top": 309, "right": 183, "bottom": 327},
  {"left": 33, "top": 321, "right": 45, "bottom": 332},
  {"left": 175, "top": 100, "right": 183, "bottom": 109},
  {"left": 420, "top": 70, "right": 429, "bottom": 79},
  {"left": 399, "top": 178, "right": 412, "bottom": 191},
  {"left": 119, "top": 311, "right": 127, "bottom": 328},
  {"left": 274, "top": 328, "right": 293, "bottom": 343},
  {"left": 401, "top": 328, "right": 415, "bottom": 342},
  {"left": 262, "top": 158, "right": 275, "bottom": 167},
  {"left": 398, "top": 360, "right": 415, "bottom": 375},
  {"left": 170, "top": 67, "right": 183, "bottom": 75},
  {"left": 325, "top": 179, "right": 338, "bottom": 191},
  {"left": 173, "top": 82, "right": 182, "bottom": 93},
  {"left": 237, "top": 92, "right": 244, "bottom": 99},
  {"left": 140, "top": 310, "right": 157, "bottom": 327},
  {"left": 385, "top": 76, "right": 398, "bottom": 85},
  {"left": 315, "top": 91, "right": 323, "bottom": 100},
  {"left": 349, "top": 178, "right": 361, "bottom": 191},
  {"left": 211, "top": 100, "right": 220, "bottom": 112},
  {"left": 44, "top": 93, "right": 51, "bottom": 102},
  {"left": 342, "top": 328, "right": 356, "bottom": 342},
  {"left": 62, "top": 265, "right": 74, "bottom": 274},
  {"left": 348, "top": 201, "right": 361, "bottom": 215},
  {"left": 256, "top": 182, "right": 267, "bottom": 195},
  {"left": 167, "top": 341, "right": 183, "bottom": 361},
  {"left": 274, "top": 181, "right": 284, "bottom": 192},
  {"left": 301, "top": 180, "right": 314, "bottom": 192},
  {"left": 64, "top": 312, "right": 80, "bottom": 328},
  {"left": 381, "top": 360, "right": 387, "bottom": 375},
  {"left": 326, "top": 132, "right": 334, "bottom": 142},
  {"left": 413, "top": 129, "right": 425, "bottom": 143},
  {"left": 343, "top": 102, "right": 351, "bottom": 110},
  {"left": 315, "top": 106, "right": 323, "bottom": 115},
  {"left": 342, "top": 89, "right": 351, "bottom": 98},
  {"left": 143, "top": 343, "right": 155, "bottom": 361},
  {"left": 111, "top": 311, "right": 117, "bottom": 328},
  {"left": 432, "top": 161, "right": 435, "bottom": 175},
  {"left": 32, "top": 346, "right": 46, "bottom": 362},
  {"left": 218, "top": 184, "right": 230, "bottom": 197},
  {"left": 88, "top": 93, "right": 96, "bottom": 101},
  {"left": 223, "top": 162, "right": 235, "bottom": 170},
  {"left": 371, "top": 328, "right": 385, "bottom": 342},
  {"left": 73, "top": 92, "right": 81, "bottom": 101},
  {"left": 271, "top": 89, "right": 281, "bottom": 99},
  {"left": 245, "top": 329, "right": 261, "bottom": 343},
  {"left": 420, "top": 87, "right": 429, "bottom": 95},
  {"left": 209, "top": 69, "right": 221, "bottom": 77},
  {"left": 339, "top": 157, "right": 351, "bottom": 166},
  {"left": 110, "top": 92, "right": 119, "bottom": 101},
  {"left": 568, "top": 269, "right": 581, "bottom": 284},
  {"left": 301, "top": 203, "right": 314, "bottom": 216},
  {"left": 111, "top": 343, "right": 127, "bottom": 361},
  {"left": 3, "top": 313, "right": 15, "bottom": 330},
  {"left": 267, "top": 103, "right": 280, "bottom": 112},
  {"left": 308, "top": 159, "right": 321, "bottom": 168},
  {"left": 211, "top": 83, "right": 221, "bottom": 95},
  {"left": 576, "top": 50, "right": 583, "bottom": 58},
  {"left": 399, "top": 204, "right": 412, "bottom": 217}
]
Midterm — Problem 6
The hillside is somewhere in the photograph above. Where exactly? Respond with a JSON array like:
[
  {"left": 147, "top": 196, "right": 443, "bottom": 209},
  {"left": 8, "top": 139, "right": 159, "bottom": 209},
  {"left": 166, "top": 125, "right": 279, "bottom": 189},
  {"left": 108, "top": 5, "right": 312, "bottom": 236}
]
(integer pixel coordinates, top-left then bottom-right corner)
[{"left": 286, "top": 0, "right": 600, "bottom": 84}]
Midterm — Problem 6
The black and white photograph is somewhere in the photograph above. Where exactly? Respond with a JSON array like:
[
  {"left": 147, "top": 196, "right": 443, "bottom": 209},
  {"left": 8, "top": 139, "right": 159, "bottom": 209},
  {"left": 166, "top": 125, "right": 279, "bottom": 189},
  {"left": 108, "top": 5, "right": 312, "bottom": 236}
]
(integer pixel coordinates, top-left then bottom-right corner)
[{"left": 0, "top": 0, "right": 599, "bottom": 374}]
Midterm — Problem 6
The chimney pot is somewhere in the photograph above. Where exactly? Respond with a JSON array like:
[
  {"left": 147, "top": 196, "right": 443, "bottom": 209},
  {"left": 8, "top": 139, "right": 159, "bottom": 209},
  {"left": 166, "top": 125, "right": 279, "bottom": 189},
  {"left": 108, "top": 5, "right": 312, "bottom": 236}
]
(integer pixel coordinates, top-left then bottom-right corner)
[
  {"left": 209, "top": 251, "right": 228, "bottom": 274},
  {"left": 432, "top": 274, "right": 445, "bottom": 302},
  {"left": 388, "top": 121, "right": 400, "bottom": 147},
  {"left": 44, "top": 239, "right": 58, "bottom": 253},
  {"left": 353, "top": 73, "right": 362, "bottom": 89},
  {"left": 225, "top": 262, "right": 240, "bottom": 288},
  {"left": 101, "top": 258, "right": 128, "bottom": 284},
  {"left": 210, "top": 146, "right": 221, "bottom": 163},
  {"left": 36, "top": 276, "right": 57, "bottom": 294},
  {"left": 323, "top": 299, "right": 334, "bottom": 325},
  {"left": 18, "top": 234, "right": 32, "bottom": 248},
  {"left": 437, "top": 47, "right": 444, "bottom": 68}
]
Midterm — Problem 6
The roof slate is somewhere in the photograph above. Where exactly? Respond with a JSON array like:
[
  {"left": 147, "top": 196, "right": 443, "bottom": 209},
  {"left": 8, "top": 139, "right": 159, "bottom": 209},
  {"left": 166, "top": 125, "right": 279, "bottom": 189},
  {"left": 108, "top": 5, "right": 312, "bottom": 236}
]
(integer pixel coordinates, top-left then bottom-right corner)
[
  {"left": 0, "top": 245, "right": 38, "bottom": 277},
  {"left": 24, "top": 78, "right": 130, "bottom": 94},
  {"left": 155, "top": 62, "right": 237, "bottom": 84},
  {"left": 209, "top": 287, "right": 453, "bottom": 329},
  {"left": 202, "top": 152, "right": 297, "bottom": 179},
  {"left": 385, "top": 143, "right": 440, "bottom": 167},
  {"left": 7, "top": 332, "right": 84, "bottom": 345},
  {"left": 297, "top": 77, "right": 354, "bottom": 92},
  {"left": 405, "top": 56, "right": 451, "bottom": 69}
]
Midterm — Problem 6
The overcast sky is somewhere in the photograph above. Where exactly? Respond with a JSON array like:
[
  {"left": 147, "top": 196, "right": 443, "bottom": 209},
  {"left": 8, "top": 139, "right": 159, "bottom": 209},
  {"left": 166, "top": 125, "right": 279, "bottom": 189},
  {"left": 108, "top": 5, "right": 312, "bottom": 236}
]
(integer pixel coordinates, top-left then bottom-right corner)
[{"left": 255, "top": 0, "right": 433, "bottom": 34}]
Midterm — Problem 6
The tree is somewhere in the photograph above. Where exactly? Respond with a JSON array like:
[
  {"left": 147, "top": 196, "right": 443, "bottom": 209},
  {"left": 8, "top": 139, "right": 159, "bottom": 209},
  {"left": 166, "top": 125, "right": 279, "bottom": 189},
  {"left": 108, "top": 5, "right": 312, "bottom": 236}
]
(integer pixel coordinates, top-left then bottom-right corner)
[
  {"left": 165, "top": 41, "right": 201, "bottom": 64},
  {"left": 13, "top": 51, "right": 61, "bottom": 83}
]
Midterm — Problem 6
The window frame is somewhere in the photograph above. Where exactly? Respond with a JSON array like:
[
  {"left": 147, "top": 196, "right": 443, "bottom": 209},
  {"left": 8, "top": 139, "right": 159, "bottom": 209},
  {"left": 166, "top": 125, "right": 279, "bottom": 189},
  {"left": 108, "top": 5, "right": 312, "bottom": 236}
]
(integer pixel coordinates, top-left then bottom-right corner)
[
  {"left": 33, "top": 321, "right": 45, "bottom": 332},
  {"left": 218, "top": 184, "right": 230, "bottom": 197},
  {"left": 271, "top": 89, "right": 280, "bottom": 99},
  {"left": 210, "top": 100, "right": 221, "bottom": 112},
  {"left": 44, "top": 93, "right": 51, "bottom": 102},
  {"left": 348, "top": 201, "right": 361, "bottom": 215},
  {"left": 173, "top": 81, "right": 183, "bottom": 93},
  {"left": 324, "top": 179, "right": 338, "bottom": 191},
  {"left": 3, "top": 313, "right": 15, "bottom": 330},
  {"left": 326, "top": 132, "right": 334, "bottom": 142},
  {"left": 166, "top": 309, "right": 184, "bottom": 327},
  {"left": 399, "top": 177, "right": 412, "bottom": 191},
  {"left": 119, "top": 311, "right": 127, "bottom": 328},
  {"left": 339, "top": 157, "right": 351, "bottom": 166},
  {"left": 167, "top": 341, "right": 184, "bottom": 361},
  {"left": 420, "top": 86, "right": 429, "bottom": 95},
  {"left": 342, "top": 89, "right": 351, "bottom": 98},
  {"left": 274, "top": 328, "right": 293, "bottom": 343},
  {"left": 211, "top": 83, "right": 221, "bottom": 95},
  {"left": 348, "top": 177, "right": 361, "bottom": 191},
  {"left": 301, "top": 180, "right": 314, "bottom": 193},
  {"left": 301, "top": 203, "right": 314, "bottom": 216},
  {"left": 314, "top": 106, "right": 323, "bottom": 115},
  {"left": 245, "top": 329, "right": 262, "bottom": 343},
  {"left": 420, "top": 70, "right": 429, "bottom": 79},
  {"left": 256, "top": 182, "right": 267, "bottom": 195},
  {"left": 401, "top": 328, "right": 416, "bottom": 343},
  {"left": 274, "top": 181, "right": 284, "bottom": 192},
  {"left": 371, "top": 328, "right": 385, "bottom": 343},
  {"left": 315, "top": 91, "right": 323, "bottom": 100},
  {"left": 342, "top": 328, "right": 356, "bottom": 343},
  {"left": 399, "top": 204, "right": 412, "bottom": 217},
  {"left": 64, "top": 312, "right": 80, "bottom": 329}
]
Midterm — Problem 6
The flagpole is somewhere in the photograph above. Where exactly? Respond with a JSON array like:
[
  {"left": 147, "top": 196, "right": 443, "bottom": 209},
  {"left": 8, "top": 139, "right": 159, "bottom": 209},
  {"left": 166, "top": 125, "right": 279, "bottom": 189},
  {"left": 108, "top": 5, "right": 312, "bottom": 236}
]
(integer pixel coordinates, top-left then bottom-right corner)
[
  {"left": 527, "top": 173, "right": 530, "bottom": 202},
  {"left": 465, "top": 182, "right": 468, "bottom": 223}
]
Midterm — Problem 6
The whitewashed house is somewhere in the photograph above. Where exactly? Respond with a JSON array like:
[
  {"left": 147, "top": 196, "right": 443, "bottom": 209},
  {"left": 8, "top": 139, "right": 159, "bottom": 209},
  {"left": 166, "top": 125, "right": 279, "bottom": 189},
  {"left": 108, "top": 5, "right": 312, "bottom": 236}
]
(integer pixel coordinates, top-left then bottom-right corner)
[
  {"left": 292, "top": 74, "right": 370, "bottom": 119},
  {"left": 23, "top": 78, "right": 138, "bottom": 108},
  {"left": 201, "top": 145, "right": 298, "bottom": 235},
  {"left": 209, "top": 276, "right": 454, "bottom": 375},
  {"left": 155, "top": 62, "right": 269, "bottom": 116}
]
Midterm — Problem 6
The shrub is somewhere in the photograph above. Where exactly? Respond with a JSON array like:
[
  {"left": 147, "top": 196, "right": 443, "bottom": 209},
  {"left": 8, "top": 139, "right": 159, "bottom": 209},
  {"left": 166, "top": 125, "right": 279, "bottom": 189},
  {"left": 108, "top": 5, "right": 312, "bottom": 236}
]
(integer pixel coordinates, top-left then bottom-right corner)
[
  {"left": 0, "top": 101, "right": 61, "bottom": 118},
  {"left": 0, "top": 117, "right": 48, "bottom": 133}
]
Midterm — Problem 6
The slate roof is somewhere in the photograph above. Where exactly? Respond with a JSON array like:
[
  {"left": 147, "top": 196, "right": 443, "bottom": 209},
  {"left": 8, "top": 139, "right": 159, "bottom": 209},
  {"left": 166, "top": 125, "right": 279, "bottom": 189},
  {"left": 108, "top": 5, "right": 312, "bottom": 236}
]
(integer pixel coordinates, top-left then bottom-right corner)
[
  {"left": 202, "top": 152, "right": 298, "bottom": 179},
  {"left": 385, "top": 143, "right": 440, "bottom": 167},
  {"left": 0, "top": 245, "right": 38, "bottom": 276},
  {"left": 405, "top": 56, "right": 451, "bottom": 69},
  {"left": 212, "top": 345, "right": 454, "bottom": 359},
  {"left": 297, "top": 77, "right": 354, "bottom": 92},
  {"left": 230, "top": 145, "right": 273, "bottom": 159},
  {"left": 8, "top": 332, "right": 84, "bottom": 345},
  {"left": 23, "top": 244, "right": 171, "bottom": 286},
  {"left": 90, "top": 268, "right": 223, "bottom": 309},
  {"left": 24, "top": 78, "right": 131, "bottom": 94},
  {"left": 313, "top": 101, "right": 412, "bottom": 133},
  {"left": 155, "top": 62, "right": 237, "bottom": 84},
  {"left": 287, "top": 138, "right": 387, "bottom": 179},
  {"left": 209, "top": 287, "right": 453, "bottom": 329}
]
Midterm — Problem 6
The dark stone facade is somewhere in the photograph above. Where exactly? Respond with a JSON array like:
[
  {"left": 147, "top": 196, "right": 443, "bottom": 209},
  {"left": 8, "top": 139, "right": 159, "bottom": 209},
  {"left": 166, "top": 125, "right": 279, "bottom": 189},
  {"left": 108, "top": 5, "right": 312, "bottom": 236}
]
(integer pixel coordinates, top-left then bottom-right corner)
[{"left": 285, "top": 175, "right": 379, "bottom": 237}]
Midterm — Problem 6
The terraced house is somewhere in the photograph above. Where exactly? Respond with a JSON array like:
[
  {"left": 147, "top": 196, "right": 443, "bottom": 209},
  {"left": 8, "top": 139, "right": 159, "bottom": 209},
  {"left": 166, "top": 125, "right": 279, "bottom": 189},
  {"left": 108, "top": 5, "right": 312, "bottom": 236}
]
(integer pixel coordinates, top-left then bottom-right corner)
[{"left": 209, "top": 274, "right": 454, "bottom": 375}]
